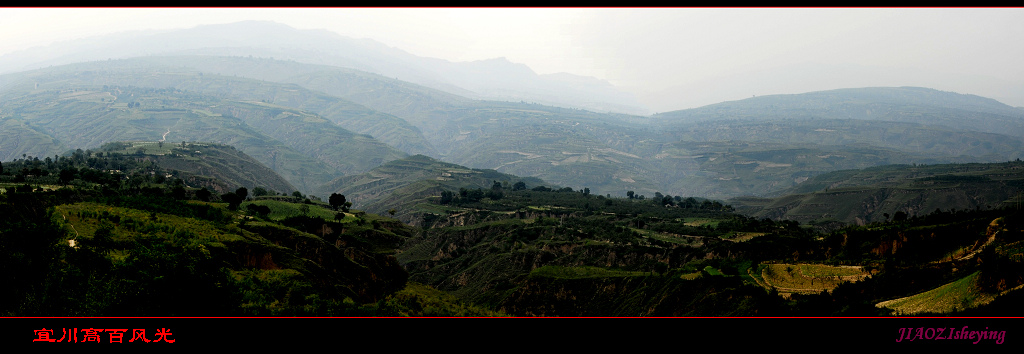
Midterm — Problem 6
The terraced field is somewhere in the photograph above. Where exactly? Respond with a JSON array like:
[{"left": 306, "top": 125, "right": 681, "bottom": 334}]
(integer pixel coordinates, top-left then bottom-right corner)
[
  {"left": 760, "top": 263, "right": 871, "bottom": 295},
  {"left": 875, "top": 271, "right": 997, "bottom": 315}
]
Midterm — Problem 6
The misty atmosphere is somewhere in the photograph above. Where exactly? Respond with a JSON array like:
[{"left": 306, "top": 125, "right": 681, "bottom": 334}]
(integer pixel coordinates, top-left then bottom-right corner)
[{"left": 2, "top": 8, "right": 1024, "bottom": 323}]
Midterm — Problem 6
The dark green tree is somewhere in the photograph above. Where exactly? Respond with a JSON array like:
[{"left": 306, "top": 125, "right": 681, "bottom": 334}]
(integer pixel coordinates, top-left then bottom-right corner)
[
  {"left": 196, "top": 187, "right": 212, "bottom": 202},
  {"left": 246, "top": 204, "right": 271, "bottom": 218},
  {"left": 235, "top": 187, "right": 249, "bottom": 201},
  {"left": 329, "top": 193, "right": 347, "bottom": 211},
  {"left": 170, "top": 185, "right": 187, "bottom": 200},
  {"left": 439, "top": 191, "right": 455, "bottom": 204},
  {"left": 221, "top": 192, "right": 242, "bottom": 210},
  {"left": 893, "top": 211, "right": 908, "bottom": 222},
  {"left": 58, "top": 167, "right": 77, "bottom": 185},
  {"left": 252, "top": 187, "right": 269, "bottom": 197}
]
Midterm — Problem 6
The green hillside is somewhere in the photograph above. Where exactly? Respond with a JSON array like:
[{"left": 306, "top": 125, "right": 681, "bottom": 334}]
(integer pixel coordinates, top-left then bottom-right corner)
[
  {"left": 0, "top": 70, "right": 409, "bottom": 193},
  {"left": 7, "top": 58, "right": 1021, "bottom": 201},
  {"left": 98, "top": 141, "right": 296, "bottom": 194},
  {"left": 318, "top": 154, "right": 544, "bottom": 224},
  {"left": 0, "top": 150, "right": 416, "bottom": 316},
  {"left": 4, "top": 141, "right": 1024, "bottom": 317},
  {"left": 654, "top": 86, "right": 1024, "bottom": 138},
  {"left": 732, "top": 161, "right": 1024, "bottom": 225}
]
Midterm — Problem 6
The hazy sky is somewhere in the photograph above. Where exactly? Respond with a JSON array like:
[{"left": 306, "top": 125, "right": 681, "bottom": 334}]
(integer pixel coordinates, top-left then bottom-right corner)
[{"left": 3, "top": 8, "right": 1024, "bottom": 110}]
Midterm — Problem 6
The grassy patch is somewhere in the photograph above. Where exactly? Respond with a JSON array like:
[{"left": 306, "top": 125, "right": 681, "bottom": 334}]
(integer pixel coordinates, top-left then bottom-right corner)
[
  {"left": 242, "top": 200, "right": 343, "bottom": 221},
  {"left": 631, "top": 228, "right": 698, "bottom": 245},
  {"left": 372, "top": 282, "right": 507, "bottom": 317},
  {"left": 875, "top": 271, "right": 996, "bottom": 315},
  {"left": 761, "top": 263, "right": 870, "bottom": 295},
  {"left": 683, "top": 217, "right": 722, "bottom": 228},
  {"left": 530, "top": 265, "right": 649, "bottom": 279},
  {"left": 721, "top": 231, "right": 766, "bottom": 242},
  {"left": 798, "top": 264, "right": 867, "bottom": 277}
]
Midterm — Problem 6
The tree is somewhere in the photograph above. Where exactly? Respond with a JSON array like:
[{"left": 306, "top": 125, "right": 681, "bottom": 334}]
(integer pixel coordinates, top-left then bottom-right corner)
[
  {"left": 893, "top": 211, "right": 908, "bottom": 222},
  {"left": 439, "top": 191, "right": 455, "bottom": 204},
  {"left": 196, "top": 188, "right": 212, "bottom": 202},
  {"left": 246, "top": 204, "right": 271, "bottom": 218},
  {"left": 627, "top": 191, "right": 635, "bottom": 199},
  {"left": 170, "top": 185, "right": 187, "bottom": 200},
  {"left": 292, "top": 191, "right": 304, "bottom": 199},
  {"left": 329, "top": 193, "right": 347, "bottom": 211},
  {"left": 388, "top": 208, "right": 397, "bottom": 216},
  {"left": 466, "top": 188, "right": 484, "bottom": 202},
  {"left": 58, "top": 168, "right": 77, "bottom": 185},
  {"left": 252, "top": 187, "right": 269, "bottom": 197},
  {"left": 654, "top": 262, "right": 669, "bottom": 275},
  {"left": 221, "top": 192, "right": 242, "bottom": 210},
  {"left": 235, "top": 187, "right": 249, "bottom": 201},
  {"left": 512, "top": 181, "right": 527, "bottom": 191}
]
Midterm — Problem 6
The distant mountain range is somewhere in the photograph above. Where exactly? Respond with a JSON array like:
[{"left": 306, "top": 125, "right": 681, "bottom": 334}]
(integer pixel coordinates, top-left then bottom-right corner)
[
  {"left": 3, "top": 55, "right": 1024, "bottom": 204},
  {"left": 0, "top": 20, "right": 649, "bottom": 115},
  {"left": 3, "top": 20, "right": 1024, "bottom": 211}
]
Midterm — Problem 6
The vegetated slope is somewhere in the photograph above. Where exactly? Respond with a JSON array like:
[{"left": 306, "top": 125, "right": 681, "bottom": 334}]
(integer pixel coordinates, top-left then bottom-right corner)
[
  {"left": 653, "top": 86, "right": 1024, "bottom": 137},
  {"left": 66, "top": 56, "right": 440, "bottom": 157},
  {"left": 0, "top": 66, "right": 408, "bottom": 193},
  {"left": 70, "top": 56, "right": 668, "bottom": 197},
  {"left": 643, "top": 87, "right": 1024, "bottom": 199},
  {"left": 318, "top": 154, "right": 544, "bottom": 225},
  {"left": 652, "top": 140, "right": 991, "bottom": 200},
  {"left": 10, "top": 147, "right": 1022, "bottom": 317},
  {"left": 399, "top": 186, "right": 814, "bottom": 316},
  {"left": 119, "top": 55, "right": 468, "bottom": 155},
  {"left": 8, "top": 57, "right": 1022, "bottom": 202},
  {"left": 811, "top": 210, "right": 1024, "bottom": 316},
  {"left": 662, "top": 118, "right": 1024, "bottom": 162},
  {"left": 0, "top": 147, "right": 414, "bottom": 316},
  {"left": 99, "top": 141, "right": 296, "bottom": 194},
  {"left": 874, "top": 271, "right": 995, "bottom": 315},
  {"left": 396, "top": 170, "right": 1024, "bottom": 316},
  {"left": 732, "top": 161, "right": 1024, "bottom": 225}
]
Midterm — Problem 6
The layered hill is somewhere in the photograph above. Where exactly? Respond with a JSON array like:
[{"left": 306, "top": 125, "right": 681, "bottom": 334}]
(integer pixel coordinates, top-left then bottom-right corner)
[
  {"left": 4, "top": 56, "right": 1024, "bottom": 202},
  {"left": 0, "top": 64, "right": 409, "bottom": 193},
  {"left": 319, "top": 154, "right": 544, "bottom": 224},
  {"left": 653, "top": 86, "right": 1024, "bottom": 136},
  {"left": 98, "top": 141, "right": 296, "bottom": 194},
  {"left": 0, "top": 56, "right": 667, "bottom": 198},
  {"left": 731, "top": 161, "right": 1024, "bottom": 225},
  {"left": 0, "top": 20, "right": 648, "bottom": 115}
]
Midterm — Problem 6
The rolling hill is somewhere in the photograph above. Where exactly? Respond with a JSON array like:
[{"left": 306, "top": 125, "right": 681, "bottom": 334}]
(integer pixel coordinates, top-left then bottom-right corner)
[
  {"left": 731, "top": 161, "right": 1024, "bottom": 225},
  {"left": 0, "top": 65, "right": 409, "bottom": 193}
]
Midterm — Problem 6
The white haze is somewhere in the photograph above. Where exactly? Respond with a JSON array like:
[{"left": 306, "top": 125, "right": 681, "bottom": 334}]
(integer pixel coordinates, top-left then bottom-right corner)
[{"left": 2, "top": 7, "right": 1023, "bottom": 112}]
